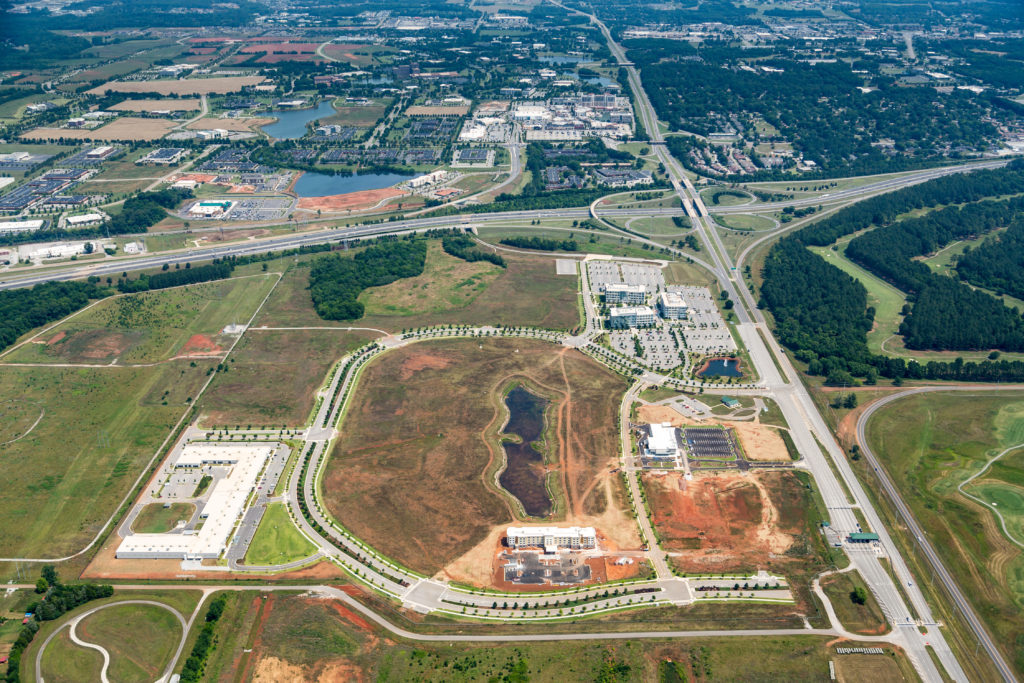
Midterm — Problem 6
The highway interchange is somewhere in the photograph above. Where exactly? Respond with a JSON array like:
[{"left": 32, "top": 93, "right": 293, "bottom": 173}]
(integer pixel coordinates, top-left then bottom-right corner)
[{"left": 6, "top": 9, "right": 1019, "bottom": 682}]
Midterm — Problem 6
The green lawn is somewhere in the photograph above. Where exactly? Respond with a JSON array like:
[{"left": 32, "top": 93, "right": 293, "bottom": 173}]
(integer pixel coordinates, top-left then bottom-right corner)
[
  {"left": 77, "top": 603, "right": 182, "bottom": 683},
  {"left": 131, "top": 502, "right": 194, "bottom": 533},
  {"left": 38, "top": 631, "right": 103, "bottom": 683},
  {"left": 715, "top": 213, "right": 776, "bottom": 231},
  {"left": 820, "top": 570, "right": 889, "bottom": 635},
  {"left": 244, "top": 502, "right": 316, "bottom": 566}
]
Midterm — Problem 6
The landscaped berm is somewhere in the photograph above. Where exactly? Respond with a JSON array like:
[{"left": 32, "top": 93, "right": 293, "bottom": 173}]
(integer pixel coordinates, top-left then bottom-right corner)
[{"left": 321, "top": 337, "right": 640, "bottom": 578}]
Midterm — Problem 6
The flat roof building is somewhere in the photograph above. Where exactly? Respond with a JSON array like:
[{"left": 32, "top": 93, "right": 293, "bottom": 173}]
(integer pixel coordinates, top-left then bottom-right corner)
[
  {"left": 605, "top": 283, "right": 646, "bottom": 304},
  {"left": 644, "top": 422, "right": 681, "bottom": 459},
  {"left": 507, "top": 526, "right": 597, "bottom": 553},
  {"left": 0, "top": 220, "right": 44, "bottom": 234},
  {"left": 609, "top": 305, "right": 657, "bottom": 329},
  {"left": 658, "top": 291, "right": 688, "bottom": 319},
  {"left": 66, "top": 213, "right": 104, "bottom": 227}
]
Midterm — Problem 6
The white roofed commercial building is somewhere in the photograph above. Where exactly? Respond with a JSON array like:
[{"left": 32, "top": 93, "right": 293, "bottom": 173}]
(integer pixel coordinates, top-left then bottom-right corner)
[
  {"left": 116, "top": 443, "right": 275, "bottom": 560},
  {"left": 609, "top": 305, "right": 656, "bottom": 329},
  {"left": 658, "top": 291, "right": 688, "bottom": 320},
  {"left": 605, "top": 283, "right": 646, "bottom": 304},
  {"left": 66, "top": 213, "right": 104, "bottom": 227},
  {"left": 644, "top": 422, "right": 680, "bottom": 460},
  {"left": 0, "top": 219, "right": 44, "bottom": 234},
  {"left": 507, "top": 526, "right": 597, "bottom": 553}
]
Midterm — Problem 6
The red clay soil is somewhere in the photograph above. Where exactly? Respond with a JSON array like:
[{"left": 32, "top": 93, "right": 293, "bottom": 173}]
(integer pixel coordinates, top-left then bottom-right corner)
[
  {"left": 327, "top": 602, "right": 374, "bottom": 632},
  {"left": 296, "top": 187, "right": 406, "bottom": 212},
  {"left": 80, "top": 331, "right": 133, "bottom": 359},
  {"left": 237, "top": 594, "right": 274, "bottom": 683},
  {"left": 181, "top": 333, "right": 222, "bottom": 354},
  {"left": 45, "top": 331, "right": 66, "bottom": 345}
]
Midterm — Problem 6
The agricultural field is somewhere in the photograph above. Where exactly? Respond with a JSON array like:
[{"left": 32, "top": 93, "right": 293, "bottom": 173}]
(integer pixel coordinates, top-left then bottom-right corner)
[
  {"left": 865, "top": 391, "right": 1024, "bottom": 673},
  {"left": 109, "top": 98, "right": 201, "bottom": 113},
  {"left": 86, "top": 76, "right": 266, "bottom": 96},
  {"left": 22, "top": 117, "right": 177, "bottom": 141},
  {"left": 244, "top": 502, "right": 317, "bottom": 566},
  {"left": 194, "top": 590, "right": 912, "bottom": 682},
  {"left": 0, "top": 362, "right": 208, "bottom": 557},
  {"left": 253, "top": 245, "right": 580, "bottom": 332},
  {"left": 5, "top": 276, "right": 277, "bottom": 365},
  {"left": 321, "top": 43, "right": 397, "bottom": 68},
  {"left": 644, "top": 470, "right": 836, "bottom": 612},
  {"left": 200, "top": 328, "right": 379, "bottom": 429},
  {"left": 322, "top": 337, "right": 632, "bottom": 576}
]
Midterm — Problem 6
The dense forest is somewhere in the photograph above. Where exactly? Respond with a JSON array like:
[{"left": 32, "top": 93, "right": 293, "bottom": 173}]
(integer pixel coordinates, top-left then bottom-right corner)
[
  {"left": 117, "top": 262, "right": 235, "bottom": 294},
  {"left": 0, "top": 281, "right": 109, "bottom": 352},
  {"left": 760, "top": 161, "right": 1024, "bottom": 382},
  {"left": 956, "top": 216, "right": 1024, "bottom": 299},
  {"left": 107, "top": 188, "right": 191, "bottom": 236},
  {"left": 309, "top": 239, "right": 427, "bottom": 320},
  {"left": 500, "top": 236, "right": 579, "bottom": 252}
]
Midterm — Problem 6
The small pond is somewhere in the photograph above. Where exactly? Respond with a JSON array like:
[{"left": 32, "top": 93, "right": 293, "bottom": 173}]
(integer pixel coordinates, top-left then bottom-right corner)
[
  {"left": 697, "top": 358, "right": 743, "bottom": 378},
  {"left": 499, "top": 386, "right": 553, "bottom": 518},
  {"left": 260, "top": 100, "right": 336, "bottom": 140}
]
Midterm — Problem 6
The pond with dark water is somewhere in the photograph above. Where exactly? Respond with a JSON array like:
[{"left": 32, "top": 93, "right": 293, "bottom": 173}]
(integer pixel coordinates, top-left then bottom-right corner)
[
  {"left": 499, "top": 386, "right": 552, "bottom": 518},
  {"left": 697, "top": 358, "right": 743, "bottom": 378}
]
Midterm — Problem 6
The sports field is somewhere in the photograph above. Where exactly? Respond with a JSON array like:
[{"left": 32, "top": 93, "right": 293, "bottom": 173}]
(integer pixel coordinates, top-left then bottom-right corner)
[
  {"left": 201, "top": 328, "right": 378, "bottom": 429},
  {"left": 5, "top": 276, "right": 277, "bottom": 365},
  {"left": 865, "top": 390, "right": 1024, "bottom": 675},
  {"left": 244, "top": 502, "right": 317, "bottom": 566},
  {"left": 322, "top": 337, "right": 632, "bottom": 575},
  {"left": 252, "top": 246, "right": 579, "bottom": 332}
]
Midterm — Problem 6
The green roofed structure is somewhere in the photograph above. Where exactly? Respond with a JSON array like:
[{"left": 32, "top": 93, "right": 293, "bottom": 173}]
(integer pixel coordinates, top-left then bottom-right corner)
[{"left": 848, "top": 532, "right": 880, "bottom": 543}]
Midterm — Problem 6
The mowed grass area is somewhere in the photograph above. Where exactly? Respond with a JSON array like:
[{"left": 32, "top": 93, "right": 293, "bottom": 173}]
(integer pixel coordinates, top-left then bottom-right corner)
[
  {"left": 715, "top": 213, "right": 777, "bottom": 231},
  {"left": 244, "top": 502, "right": 316, "bottom": 566},
  {"left": 477, "top": 225, "right": 657, "bottom": 261},
  {"left": 820, "top": 570, "right": 889, "bottom": 635},
  {"left": 131, "top": 502, "right": 194, "bottom": 533},
  {"left": 626, "top": 215, "right": 689, "bottom": 237},
  {"left": 253, "top": 246, "right": 580, "bottom": 331},
  {"left": 319, "top": 96, "right": 390, "bottom": 127},
  {"left": 76, "top": 603, "right": 182, "bottom": 683},
  {"left": 38, "top": 631, "right": 103, "bottom": 683},
  {"left": 202, "top": 591, "right": 914, "bottom": 681},
  {"left": 0, "top": 363, "right": 208, "bottom": 557},
  {"left": 201, "top": 328, "right": 378, "bottom": 429},
  {"left": 967, "top": 448, "right": 1024, "bottom": 545},
  {"left": 866, "top": 391, "right": 1024, "bottom": 676},
  {"left": 323, "top": 337, "right": 630, "bottom": 575},
  {"left": 4, "top": 276, "right": 278, "bottom": 365},
  {"left": 808, "top": 244, "right": 907, "bottom": 356}
]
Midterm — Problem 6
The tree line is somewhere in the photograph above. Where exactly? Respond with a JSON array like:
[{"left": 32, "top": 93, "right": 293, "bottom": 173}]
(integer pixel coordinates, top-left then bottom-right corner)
[
  {"left": 309, "top": 238, "right": 427, "bottom": 321},
  {"left": 440, "top": 234, "right": 506, "bottom": 268},
  {"left": 499, "top": 236, "right": 579, "bottom": 252},
  {"left": 0, "top": 280, "right": 109, "bottom": 353},
  {"left": 955, "top": 215, "right": 1024, "bottom": 300}
]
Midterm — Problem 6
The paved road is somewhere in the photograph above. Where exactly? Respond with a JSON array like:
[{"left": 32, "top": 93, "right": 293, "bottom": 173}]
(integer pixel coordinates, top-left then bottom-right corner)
[{"left": 857, "top": 385, "right": 1024, "bottom": 683}]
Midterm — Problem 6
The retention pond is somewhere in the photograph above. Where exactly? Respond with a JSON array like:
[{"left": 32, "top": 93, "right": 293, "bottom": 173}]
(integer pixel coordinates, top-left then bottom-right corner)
[{"left": 499, "top": 386, "right": 553, "bottom": 518}]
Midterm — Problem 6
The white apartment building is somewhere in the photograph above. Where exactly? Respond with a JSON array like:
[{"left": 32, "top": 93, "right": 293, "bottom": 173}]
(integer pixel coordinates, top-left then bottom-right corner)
[{"left": 507, "top": 526, "right": 597, "bottom": 553}]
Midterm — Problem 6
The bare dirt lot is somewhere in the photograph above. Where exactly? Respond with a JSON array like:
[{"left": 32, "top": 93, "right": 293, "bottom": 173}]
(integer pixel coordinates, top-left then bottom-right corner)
[
  {"left": 322, "top": 338, "right": 635, "bottom": 576},
  {"left": 637, "top": 403, "right": 789, "bottom": 461},
  {"left": 405, "top": 105, "right": 470, "bottom": 116},
  {"left": 22, "top": 117, "right": 176, "bottom": 141},
  {"left": 109, "top": 99, "right": 201, "bottom": 112},
  {"left": 86, "top": 76, "right": 266, "bottom": 96},
  {"left": 296, "top": 187, "right": 406, "bottom": 212}
]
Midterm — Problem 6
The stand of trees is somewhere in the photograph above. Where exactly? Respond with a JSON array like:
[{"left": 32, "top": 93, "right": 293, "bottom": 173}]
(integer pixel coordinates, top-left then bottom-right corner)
[
  {"left": 0, "top": 280, "right": 109, "bottom": 352},
  {"left": 108, "top": 188, "right": 192, "bottom": 235},
  {"left": 441, "top": 234, "right": 506, "bottom": 267},
  {"left": 309, "top": 238, "right": 427, "bottom": 320},
  {"left": 956, "top": 215, "right": 1024, "bottom": 300},
  {"left": 180, "top": 594, "right": 228, "bottom": 683},
  {"left": 117, "top": 262, "right": 234, "bottom": 294},
  {"left": 500, "top": 236, "right": 579, "bottom": 252}
]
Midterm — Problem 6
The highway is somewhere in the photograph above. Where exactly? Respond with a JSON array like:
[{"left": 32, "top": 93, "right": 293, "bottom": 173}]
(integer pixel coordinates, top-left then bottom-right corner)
[{"left": 569, "top": 2, "right": 980, "bottom": 679}]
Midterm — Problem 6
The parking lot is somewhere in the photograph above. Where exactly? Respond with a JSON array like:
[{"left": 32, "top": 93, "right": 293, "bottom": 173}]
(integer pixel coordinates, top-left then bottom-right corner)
[
  {"left": 587, "top": 261, "right": 666, "bottom": 294},
  {"left": 671, "top": 285, "right": 737, "bottom": 353},
  {"left": 225, "top": 196, "right": 292, "bottom": 221},
  {"left": 683, "top": 427, "right": 737, "bottom": 460},
  {"left": 610, "top": 328, "right": 683, "bottom": 370}
]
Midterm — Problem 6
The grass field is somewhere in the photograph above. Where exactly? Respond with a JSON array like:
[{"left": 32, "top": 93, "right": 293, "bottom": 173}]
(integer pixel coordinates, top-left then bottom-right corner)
[
  {"left": 38, "top": 631, "right": 103, "bottom": 683},
  {"left": 76, "top": 603, "right": 182, "bottom": 682},
  {"left": 626, "top": 215, "right": 689, "bottom": 237},
  {"left": 5, "top": 276, "right": 277, "bottom": 365},
  {"left": 195, "top": 590, "right": 913, "bottom": 682},
  {"left": 866, "top": 391, "right": 1024, "bottom": 676},
  {"left": 715, "top": 213, "right": 777, "bottom": 231},
  {"left": 319, "top": 97, "right": 390, "bottom": 127},
  {"left": 131, "top": 502, "right": 194, "bottom": 533},
  {"left": 201, "top": 328, "right": 378, "bottom": 429},
  {"left": 0, "top": 362, "right": 208, "bottom": 557},
  {"left": 820, "top": 570, "right": 889, "bottom": 635},
  {"left": 253, "top": 246, "right": 580, "bottom": 332},
  {"left": 244, "top": 502, "right": 316, "bottom": 566},
  {"left": 323, "top": 337, "right": 631, "bottom": 575},
  {"left": 699, "top": 187, "right": 753, "bottom": 207},
  {"left": 477, "top": 225, "right": 657, "bottom": 261},
  {"left": 808, "top": 244, "right": 907, "bottom": 356}
]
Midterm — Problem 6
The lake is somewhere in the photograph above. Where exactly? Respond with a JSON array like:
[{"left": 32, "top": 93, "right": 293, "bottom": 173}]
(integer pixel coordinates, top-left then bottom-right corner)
[
  {"left": 697, "top": 358, "right": 743, "bottom": 378},
  {"left": 261, "top": 100, "right": 336, "bottom": 140},
  {"left": 292, "top": 171, "right": 411, "bottom": 198},
  {"left": 499, "top": 386, "right": 552, "bottom": 518}
]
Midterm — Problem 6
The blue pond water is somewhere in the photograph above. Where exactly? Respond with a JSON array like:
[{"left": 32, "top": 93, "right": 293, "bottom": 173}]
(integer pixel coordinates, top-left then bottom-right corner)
[
  {"left": 292, "top": 171, "right": 411, "bottom": 198},
  {"left": 698, "top": 358, "right": 743, "bottom": 378},
  {"left": 261, "top": 100, "right": 336, "bottom": 140}
]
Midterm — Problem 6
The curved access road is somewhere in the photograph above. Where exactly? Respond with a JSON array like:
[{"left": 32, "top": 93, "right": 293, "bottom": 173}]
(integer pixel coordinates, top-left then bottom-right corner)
[
  {"left": 35, "top": 599, "right": 188, "bottom": 683},
  {"left": 856, "top": 385, "right": 1024, "bottom": 683}
]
